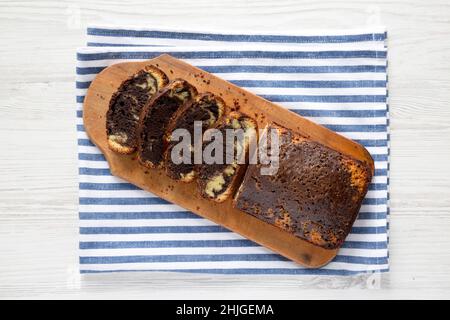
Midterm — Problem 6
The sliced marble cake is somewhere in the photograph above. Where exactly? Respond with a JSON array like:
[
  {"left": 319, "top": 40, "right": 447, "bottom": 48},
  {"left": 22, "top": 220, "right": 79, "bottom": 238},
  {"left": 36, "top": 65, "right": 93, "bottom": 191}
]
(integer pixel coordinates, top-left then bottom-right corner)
[
  {"left": 137, "top": 79, "right": 197, "bottom": 168},
  {"left": 164, "top": 93, "right": 226, "bottom": 182},
  {"left": 106, "top": 65, "right": 168, "bottom": 154},
  {"left": 197, "top": 112, "right": 257, "bottom": 202}
]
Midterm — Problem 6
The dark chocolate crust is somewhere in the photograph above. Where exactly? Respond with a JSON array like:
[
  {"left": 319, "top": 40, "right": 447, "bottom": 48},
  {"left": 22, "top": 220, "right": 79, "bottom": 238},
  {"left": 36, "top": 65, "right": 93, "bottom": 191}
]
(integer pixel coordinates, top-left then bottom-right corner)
[
  {"left": 197, "top": 112, "right": 257, "bottom": 202},
  {"left": 106, "top": 66, "right": 168, "bottom": 154},
  {"left": 165, "top": 93, "right": 226, "bottom": 181},
  {"left": 233, "top": 124, "right": 372, "bottom": 249},
  {"left": 137, "top": 79, "right": 198, "bottom": 168}
]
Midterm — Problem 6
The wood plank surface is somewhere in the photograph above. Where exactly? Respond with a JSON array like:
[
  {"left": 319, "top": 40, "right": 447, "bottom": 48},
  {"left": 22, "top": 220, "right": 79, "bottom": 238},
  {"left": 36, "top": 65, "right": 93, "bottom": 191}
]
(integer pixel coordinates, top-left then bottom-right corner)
[{"left": 0, "top": 0, "right": 450, "bottom": 299}]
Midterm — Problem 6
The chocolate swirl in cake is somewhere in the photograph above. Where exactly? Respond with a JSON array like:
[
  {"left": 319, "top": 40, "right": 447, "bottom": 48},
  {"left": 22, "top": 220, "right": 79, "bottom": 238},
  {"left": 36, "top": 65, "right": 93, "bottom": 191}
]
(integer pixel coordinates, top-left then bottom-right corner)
[
  {"left": 165, "top": 93, "right": 226, "bottom": 182},
  {"left": 197, "top": 112, "right": 257, "bottom": 202},
  {"left": 106, "top": 65, "right": 168, "bottom": 154},
  {"left": 138, "top": 79, "right": 197, "bottom": 168}
]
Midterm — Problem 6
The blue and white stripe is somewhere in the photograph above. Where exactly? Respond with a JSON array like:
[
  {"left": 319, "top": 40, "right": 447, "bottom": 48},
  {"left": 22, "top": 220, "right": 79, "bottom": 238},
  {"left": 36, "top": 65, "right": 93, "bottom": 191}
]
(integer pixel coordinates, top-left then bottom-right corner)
[{"left": 77, "top": 25, "right": 389, "bottom": 274}]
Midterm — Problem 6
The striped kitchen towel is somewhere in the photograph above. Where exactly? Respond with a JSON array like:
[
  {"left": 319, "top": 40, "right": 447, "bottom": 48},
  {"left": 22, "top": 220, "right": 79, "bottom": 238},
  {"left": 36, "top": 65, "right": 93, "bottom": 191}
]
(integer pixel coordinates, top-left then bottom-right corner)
[{"left": 76, "top": 25, "right": 389, "bottom": 275}]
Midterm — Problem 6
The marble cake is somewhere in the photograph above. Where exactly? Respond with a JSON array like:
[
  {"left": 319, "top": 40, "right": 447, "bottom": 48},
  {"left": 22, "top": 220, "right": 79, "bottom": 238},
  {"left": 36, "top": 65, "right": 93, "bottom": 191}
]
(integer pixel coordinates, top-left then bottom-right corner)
[
  {"left": 164, "top": 93, "right": 226, "bottom": 182},
  {"left": 197, "top": 112, "right": 257, "bottom": 202},
  {"left": 137, "top": 79, "right": 197, "bottom": 168},
  {"left": 106, "top": 65, "right": 168, "bottom": 154},
  {"left": 233, "top": 124, "right": 372, "bottom": 249}
]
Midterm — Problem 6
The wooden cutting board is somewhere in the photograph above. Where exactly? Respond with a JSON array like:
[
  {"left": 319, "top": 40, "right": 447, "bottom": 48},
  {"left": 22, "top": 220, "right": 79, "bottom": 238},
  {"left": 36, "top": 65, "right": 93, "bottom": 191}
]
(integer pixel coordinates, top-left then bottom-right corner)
[{"left": 83, "top": 54, "right": 374, "bottom": 268}]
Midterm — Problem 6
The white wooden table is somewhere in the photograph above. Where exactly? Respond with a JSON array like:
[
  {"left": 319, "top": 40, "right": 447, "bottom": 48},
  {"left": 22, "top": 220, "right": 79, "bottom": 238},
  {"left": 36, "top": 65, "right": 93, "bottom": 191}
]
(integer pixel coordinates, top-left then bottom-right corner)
[{"left": 1, "top": 0, "right": 450, "bottom": 299}]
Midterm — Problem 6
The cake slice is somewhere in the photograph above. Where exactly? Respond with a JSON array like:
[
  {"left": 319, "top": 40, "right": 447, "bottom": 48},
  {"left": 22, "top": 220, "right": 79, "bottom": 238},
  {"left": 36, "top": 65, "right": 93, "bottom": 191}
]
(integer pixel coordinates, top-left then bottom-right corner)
[
  {"left": 137, "top": 79, "right": 197, "bottom": 168},
  {"left": 233, "top": 124, "right": 373, "bottom": 250},
  {"left": 106, "top": 65, "right": 168, "bottom": 154},
  {"left": 197, "top": 112, "right": 257, "bottom": 202},
  {"left": 165, "top": 93, "right": 226, "bottom": 182}
]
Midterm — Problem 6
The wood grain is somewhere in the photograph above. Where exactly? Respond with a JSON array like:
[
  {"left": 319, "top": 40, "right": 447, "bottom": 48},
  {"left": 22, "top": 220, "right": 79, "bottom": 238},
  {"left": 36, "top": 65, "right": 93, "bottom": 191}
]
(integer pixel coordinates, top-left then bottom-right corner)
[{"left": 1, "top": 0, "right": 450, "bottom": 299}]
